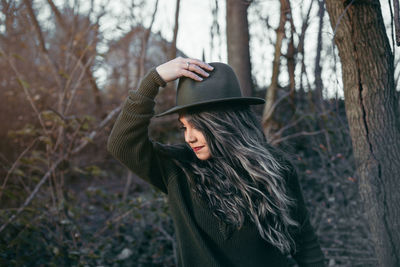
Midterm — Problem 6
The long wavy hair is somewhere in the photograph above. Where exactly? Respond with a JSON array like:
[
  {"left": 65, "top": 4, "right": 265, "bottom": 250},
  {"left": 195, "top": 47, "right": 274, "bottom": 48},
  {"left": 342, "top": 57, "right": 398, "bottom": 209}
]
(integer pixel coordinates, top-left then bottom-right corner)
[{"left": 174, "top": 103, "right": 301, "bottom": 255}]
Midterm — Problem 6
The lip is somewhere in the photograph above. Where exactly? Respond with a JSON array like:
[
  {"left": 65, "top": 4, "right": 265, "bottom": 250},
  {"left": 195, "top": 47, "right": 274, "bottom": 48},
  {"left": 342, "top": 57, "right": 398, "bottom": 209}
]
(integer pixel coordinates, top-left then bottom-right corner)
[{"left": 192, "top": 146, "right": 204, "bottom": 152}]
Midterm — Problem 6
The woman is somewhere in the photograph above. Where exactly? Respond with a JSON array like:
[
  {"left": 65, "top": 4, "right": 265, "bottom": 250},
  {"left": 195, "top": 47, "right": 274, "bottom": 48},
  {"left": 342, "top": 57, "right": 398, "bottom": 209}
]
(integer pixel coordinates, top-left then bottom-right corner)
[{"left": 107, "top": 57, "right": 325, "bottom": 267}]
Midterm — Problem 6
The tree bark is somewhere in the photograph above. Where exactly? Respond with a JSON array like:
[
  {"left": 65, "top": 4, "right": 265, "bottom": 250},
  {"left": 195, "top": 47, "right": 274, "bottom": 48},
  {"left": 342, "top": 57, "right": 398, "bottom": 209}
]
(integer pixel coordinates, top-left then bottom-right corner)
[
  {"left": 314, "top": 0, "right": 325, "bottom": 110},
  {"left": 286, "top": 7, "right": 296, "bottom": 111},
  {"left": 226, "top": 0, "right": 253, "bottom": 97},
  {"left": 262, "top": 0, "right": 289, "bottom": 138},
  {"left": 169, "top": 0, "right": 180, "bottom": 60},
  {"left": 297, "top": 1, "right": 313, "bottom": 101},
  {"left": 325, "top": 1, "right": 400, "bottom": 266}
]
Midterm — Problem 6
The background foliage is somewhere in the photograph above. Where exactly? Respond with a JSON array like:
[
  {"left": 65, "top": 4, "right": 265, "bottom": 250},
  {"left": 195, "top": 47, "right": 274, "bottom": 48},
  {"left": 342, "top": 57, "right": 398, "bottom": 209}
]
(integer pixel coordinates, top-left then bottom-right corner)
[{"left": 1, "top": 0, "right": 397, "bottom": 266}]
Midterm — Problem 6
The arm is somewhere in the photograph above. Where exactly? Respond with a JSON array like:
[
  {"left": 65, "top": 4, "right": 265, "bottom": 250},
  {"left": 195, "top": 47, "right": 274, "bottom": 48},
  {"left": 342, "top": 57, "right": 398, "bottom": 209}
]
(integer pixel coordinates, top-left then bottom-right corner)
[
  {"left": 287, "top": 166, "right": 326, "bottom": 267},
  {"left": 107, "top": 57, "right": 213, "bottom": 194},
  {"left": 107, "top": 68, "right": 171, "bottom": 193}
]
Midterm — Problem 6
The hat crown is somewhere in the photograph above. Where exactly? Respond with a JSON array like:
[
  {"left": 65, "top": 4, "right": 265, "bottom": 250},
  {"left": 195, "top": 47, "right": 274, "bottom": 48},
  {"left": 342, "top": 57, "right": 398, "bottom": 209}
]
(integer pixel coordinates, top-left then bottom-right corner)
[
  {"left": 176, "top": 62, "right": 242, "bottom": 106},
  {"left": 155, "top": 62, "right": 265, "bottom": 117}
]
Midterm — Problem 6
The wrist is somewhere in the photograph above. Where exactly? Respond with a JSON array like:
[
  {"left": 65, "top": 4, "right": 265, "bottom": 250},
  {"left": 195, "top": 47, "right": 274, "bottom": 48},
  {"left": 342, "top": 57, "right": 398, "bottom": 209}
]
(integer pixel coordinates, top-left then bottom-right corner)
[
  {"left": 153, "top": 67, "right": 167, "bottom": 87},
  {"left": 137, "top": 68, "right": 166, "bottom": 99}
]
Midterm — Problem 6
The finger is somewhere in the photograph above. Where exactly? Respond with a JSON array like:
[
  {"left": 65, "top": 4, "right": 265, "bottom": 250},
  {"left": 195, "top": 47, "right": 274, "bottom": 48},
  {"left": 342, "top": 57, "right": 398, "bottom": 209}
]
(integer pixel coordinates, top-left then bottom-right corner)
[
  {"left": 186, "top": 58, "right": 214, "bottom": 71},
  {"left": 189, "top": 64, "right": 210, "bottom": 77},
  {"left": 180, "top": 61, "right": 191, "bottom": 71},
  {"left": 181, "top": 69, "right": 203, "bottom": 81}
]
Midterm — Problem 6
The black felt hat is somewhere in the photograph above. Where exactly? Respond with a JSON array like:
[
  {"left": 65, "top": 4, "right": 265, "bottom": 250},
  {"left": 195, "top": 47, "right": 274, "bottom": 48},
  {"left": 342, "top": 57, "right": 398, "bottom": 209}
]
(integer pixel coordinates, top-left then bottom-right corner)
[{"left": 155, "top": 62, "right": 265, "bottom": 117}]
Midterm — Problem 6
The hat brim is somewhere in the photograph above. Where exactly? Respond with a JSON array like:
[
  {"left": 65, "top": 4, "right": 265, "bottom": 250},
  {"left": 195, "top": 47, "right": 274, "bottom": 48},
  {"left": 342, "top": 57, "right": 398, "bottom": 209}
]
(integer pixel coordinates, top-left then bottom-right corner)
[{"left": 155, "top": 97, "right": 265, "bottom": 117}]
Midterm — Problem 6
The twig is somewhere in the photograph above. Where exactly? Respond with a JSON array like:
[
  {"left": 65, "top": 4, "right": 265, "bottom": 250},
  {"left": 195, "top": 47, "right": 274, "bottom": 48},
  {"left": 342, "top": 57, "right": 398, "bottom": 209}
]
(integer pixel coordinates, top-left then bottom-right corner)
[
  {"left": 65, "top": 119, "right": 86, "bottom": 156},
  {"left": 64, "top": 53, "right": 95, "bottom": 115},
  {"left": 273, "top": 108, "right": 332, "bottom": 139},
  {"left": 0, "top": 104, "right": 122, "bottom": 234},
  {"left": 0, "top": 157, "right": 63, "bottom": 233},
  {"left": 93, "top": 196, "right": 159, "bottom": 237},
  {"left": 134, "top": 0, "right": 159, "bottom": 88},
  {"left": 0, "top": 46, "right": 49, "bottom": 136},
  {"left": 0, "top": 138, "right": 38, "bottom": 201},
  {"left": 271, "top": 130, "right": 326, "bottom": 146},
  {"left": 23, "top": 0, "right": 62, "bottom": 90},
  {"left": 332, "top": 0, "right": 355, "bottom": 39},
  {"left": 52, "top": 52, "right": 96, "bottom": 154},
  {"left": 94, "top": 209, "right": 135, "bottom": 237},
  {"left": 71, "top": 104, "right": 122, "bottom": 155},
  {"left": 263, "top": 90, "right": 292, "bottom": 123}
]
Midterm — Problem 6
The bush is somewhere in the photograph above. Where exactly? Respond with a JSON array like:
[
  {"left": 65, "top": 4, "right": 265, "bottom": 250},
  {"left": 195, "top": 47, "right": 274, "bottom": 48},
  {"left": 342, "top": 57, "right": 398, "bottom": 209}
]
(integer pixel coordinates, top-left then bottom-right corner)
[{"left": 0, "top": 187, "right": 176, "bottom": 267}]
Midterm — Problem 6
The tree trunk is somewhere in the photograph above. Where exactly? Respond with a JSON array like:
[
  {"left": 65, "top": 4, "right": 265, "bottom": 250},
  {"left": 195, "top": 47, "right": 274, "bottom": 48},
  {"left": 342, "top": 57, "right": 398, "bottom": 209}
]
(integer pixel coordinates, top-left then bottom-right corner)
[
  {"left": 134, "top": 0, "right": 159, "bottom": 88},
  {"left": 314, "top": 0, "right": 325, "bottom": 110},
  {"left": 169, "top": 0, "right": 180, "bottom": 60},
  {"left": 226, "top": 0, "right": 253, "bottom": 97},
  {"left": 262, "top": 0, "right": 289, "bottom": 138},
  {"left": 297, "top": 1, "right": 314, "bottom": 102},
  {"left": 325, "top": 1, "right": 400, "bottom": 266},
  {"left": 286, "top": 8, "right": 296, "bottom": 111}
]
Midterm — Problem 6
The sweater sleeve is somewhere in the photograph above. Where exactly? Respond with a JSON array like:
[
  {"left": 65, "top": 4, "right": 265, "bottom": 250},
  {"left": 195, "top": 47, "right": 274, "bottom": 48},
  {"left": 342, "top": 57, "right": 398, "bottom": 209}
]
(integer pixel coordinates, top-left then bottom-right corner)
[
  {"left": 287, "top": 167, "right": 326, "bottom": 267},
  {"left": 107, "top": 67, "right": 173, "bottom": 194}
]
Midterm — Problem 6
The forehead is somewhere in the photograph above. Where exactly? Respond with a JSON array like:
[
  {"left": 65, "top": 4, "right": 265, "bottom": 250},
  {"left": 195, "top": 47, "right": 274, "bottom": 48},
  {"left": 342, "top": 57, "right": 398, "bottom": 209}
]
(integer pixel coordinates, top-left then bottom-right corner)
[{"left": 178, "top": 114, "right": 193, "bottom": 125}]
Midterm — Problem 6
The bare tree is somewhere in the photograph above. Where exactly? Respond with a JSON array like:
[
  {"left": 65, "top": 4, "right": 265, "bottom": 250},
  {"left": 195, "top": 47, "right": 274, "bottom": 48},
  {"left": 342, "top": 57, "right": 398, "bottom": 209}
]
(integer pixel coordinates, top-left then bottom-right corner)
[
  {"left": 325, "top": 1, "right": 400, "bottom": 266},
  {"left": 46, "top": 0, "right": 104, "bottom": 115},
  {"left": 169, "top": 0, "right": 181, "bottom": 60},
  {"left": 314, "top": 0, "right": 325, "bottom": 110},
  {"left": 0, "top": 0, "right": 117, "bottom": 235},
  {"left": 210, "top": 0, "right": 223, "bottom": 61},
  {"left": 262, "top": 0, "right": 291, "bottom": 139},
  {"left": 226, "top": 0, "right": 253, "bottom": 97},
  {"left": 134, "top": 0, "right": 159, "bottom": 88}
]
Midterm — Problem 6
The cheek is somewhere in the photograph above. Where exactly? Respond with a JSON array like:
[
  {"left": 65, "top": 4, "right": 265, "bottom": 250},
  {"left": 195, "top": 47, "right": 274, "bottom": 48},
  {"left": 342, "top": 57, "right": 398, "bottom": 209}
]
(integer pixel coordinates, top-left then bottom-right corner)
[
  {"left": 203, "top": 148, "right": 212, "bottom": 159},
  {"left": 199, "top": 133, "right": 207, "bottom": 144},
  {"left": 201, "top": 143, "right": 211, "bottom": 157}
]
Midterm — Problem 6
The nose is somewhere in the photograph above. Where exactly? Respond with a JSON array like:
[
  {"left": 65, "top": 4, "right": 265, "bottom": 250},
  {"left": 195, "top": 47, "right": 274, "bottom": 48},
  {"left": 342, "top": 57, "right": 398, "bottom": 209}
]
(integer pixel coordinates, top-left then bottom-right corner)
[{"left": 184, "top": 128, "right": 196, "bottom": 143}]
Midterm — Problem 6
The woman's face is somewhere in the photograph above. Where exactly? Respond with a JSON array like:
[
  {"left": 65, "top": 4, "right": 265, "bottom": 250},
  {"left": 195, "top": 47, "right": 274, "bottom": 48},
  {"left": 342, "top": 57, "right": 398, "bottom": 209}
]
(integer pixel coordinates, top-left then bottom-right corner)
[{"left": 178, "top": 115, "right": 211, "bottom": 160}]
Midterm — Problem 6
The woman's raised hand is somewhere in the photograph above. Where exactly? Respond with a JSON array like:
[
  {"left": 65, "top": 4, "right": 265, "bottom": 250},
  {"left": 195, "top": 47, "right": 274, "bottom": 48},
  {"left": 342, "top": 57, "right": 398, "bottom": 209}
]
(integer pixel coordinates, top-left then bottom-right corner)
[{"left": 156, "top": 57, "right": 214, "bottom": 83}]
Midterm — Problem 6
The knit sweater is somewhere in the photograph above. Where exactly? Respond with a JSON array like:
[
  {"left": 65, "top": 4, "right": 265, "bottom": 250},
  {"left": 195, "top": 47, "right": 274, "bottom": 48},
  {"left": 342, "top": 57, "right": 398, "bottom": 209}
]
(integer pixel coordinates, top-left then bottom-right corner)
[{"left": 107, "top": 68, "right": 326, "bottom": 267}]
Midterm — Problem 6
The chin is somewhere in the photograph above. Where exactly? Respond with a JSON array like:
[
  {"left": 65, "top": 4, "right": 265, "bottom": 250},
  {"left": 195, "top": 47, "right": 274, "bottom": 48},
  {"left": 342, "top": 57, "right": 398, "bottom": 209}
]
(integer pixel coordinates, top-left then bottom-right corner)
[{"left": 195, "top": 153, "right": 211, "bottom": 161}]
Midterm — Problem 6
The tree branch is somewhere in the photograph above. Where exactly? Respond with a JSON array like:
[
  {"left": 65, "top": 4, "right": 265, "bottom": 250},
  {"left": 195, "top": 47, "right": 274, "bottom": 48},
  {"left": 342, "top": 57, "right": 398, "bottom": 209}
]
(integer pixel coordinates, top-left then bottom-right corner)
[
  {"left": 23, "top": 0, "right": 62, "bottom": 89},
  {"left": 0, "top": 104, "right": 122, "bottom": 234},
  {"left": 0, "top": 138, "right": 38, "bottom": 201}
]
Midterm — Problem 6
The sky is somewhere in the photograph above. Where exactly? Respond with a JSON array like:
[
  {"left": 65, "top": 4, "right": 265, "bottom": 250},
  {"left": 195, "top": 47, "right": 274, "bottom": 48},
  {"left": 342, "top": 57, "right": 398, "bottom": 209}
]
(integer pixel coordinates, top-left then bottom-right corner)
[
  {"left": 97, "top": 0, "right": 329, "bottom": 94},
  {"left": 30, "top": 0, "right": 400, "bottom": 98},
  {"left": 162, "top": 0, "right": 400, "bottom": 98},
  {"left": 99, "top": 0, "right": 228, "bottom": 61},
  {"left": 124, "top": 0, "right": 343, "bottom": 98}
]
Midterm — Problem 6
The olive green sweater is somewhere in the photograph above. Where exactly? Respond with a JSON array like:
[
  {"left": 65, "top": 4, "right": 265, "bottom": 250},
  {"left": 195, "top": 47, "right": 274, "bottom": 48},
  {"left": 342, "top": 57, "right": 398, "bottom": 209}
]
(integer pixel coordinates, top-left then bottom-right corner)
[{"left": 107, "top": 68, "right": 326, "bottom": 267}]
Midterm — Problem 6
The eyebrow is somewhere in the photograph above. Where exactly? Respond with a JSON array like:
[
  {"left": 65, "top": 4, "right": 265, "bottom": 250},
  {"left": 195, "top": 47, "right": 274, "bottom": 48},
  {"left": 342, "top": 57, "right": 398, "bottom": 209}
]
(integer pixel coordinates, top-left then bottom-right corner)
[{"left": 177, "top": 117, "right": 193, "bottom": 126}]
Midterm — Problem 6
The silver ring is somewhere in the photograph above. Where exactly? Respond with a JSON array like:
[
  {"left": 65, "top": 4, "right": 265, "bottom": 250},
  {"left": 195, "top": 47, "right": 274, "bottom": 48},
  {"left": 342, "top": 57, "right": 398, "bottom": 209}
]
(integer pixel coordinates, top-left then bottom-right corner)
[{"left": 186, "top": 61, "right": 190, "bottom": 70}]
